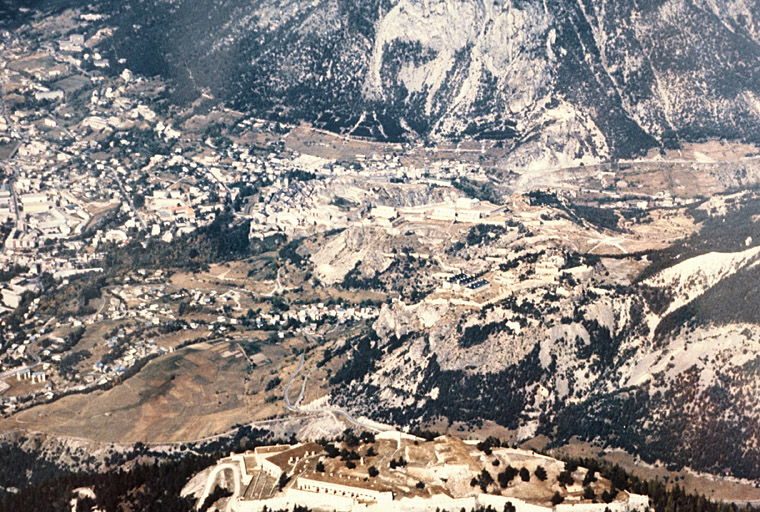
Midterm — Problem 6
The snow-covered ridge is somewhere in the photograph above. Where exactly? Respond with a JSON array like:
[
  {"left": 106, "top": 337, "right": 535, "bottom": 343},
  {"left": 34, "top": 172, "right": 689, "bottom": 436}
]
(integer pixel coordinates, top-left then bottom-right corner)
[{"left": 644, "top": 245, "right": 760, "bottom": 316}]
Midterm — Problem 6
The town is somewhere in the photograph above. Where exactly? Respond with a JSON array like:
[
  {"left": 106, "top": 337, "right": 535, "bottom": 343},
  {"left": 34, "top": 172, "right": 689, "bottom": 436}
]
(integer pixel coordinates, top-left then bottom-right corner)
[{"left": 0, "top": 5, "right": 737, "bottom": 428}]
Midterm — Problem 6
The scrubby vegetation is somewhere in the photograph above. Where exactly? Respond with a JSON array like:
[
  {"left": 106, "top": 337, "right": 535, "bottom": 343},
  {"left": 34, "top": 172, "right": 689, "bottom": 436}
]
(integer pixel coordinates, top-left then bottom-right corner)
[
  {"left": 452, "top": 177, "right": 503, "bottom": 205},
  {"left": 104, "top": 210, "right": 285, "bottom": 273}
]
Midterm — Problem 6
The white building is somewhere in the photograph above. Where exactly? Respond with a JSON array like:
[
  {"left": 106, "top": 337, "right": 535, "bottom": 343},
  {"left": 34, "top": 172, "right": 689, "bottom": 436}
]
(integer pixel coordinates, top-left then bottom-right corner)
[
  {"left": 456, "top": 197, "right": 480, "bottom": 209},
  {"left": 296, "top": 477, "right": 393, "bottom": 504},
  {"left": 34, "top": 90, "right": 64, "bottom": 101},
  {"left": 430, "top": 207, "right": 456, "bottom": 222},
  {"left": 456, "top": 210, "right": 481, "bottom": 223},
  {"left": 370, "top": 205, "right": 397, "bottom": 220},
  {"left": 1, "top": 289, "right": 22, "bottom": 309}
]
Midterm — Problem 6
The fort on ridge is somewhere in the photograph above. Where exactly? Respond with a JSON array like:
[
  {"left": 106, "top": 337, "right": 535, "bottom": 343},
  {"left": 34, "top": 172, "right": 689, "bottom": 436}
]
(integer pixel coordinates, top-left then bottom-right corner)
[{"left": 192, "top": 431, "right": 650, "bottom": 512}]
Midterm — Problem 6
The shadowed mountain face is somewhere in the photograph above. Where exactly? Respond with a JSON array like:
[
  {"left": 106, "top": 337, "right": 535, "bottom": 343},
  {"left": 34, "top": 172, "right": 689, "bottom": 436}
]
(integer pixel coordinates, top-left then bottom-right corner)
[{"left": 69, "top": 0, "right": 760, "bottom": 165}]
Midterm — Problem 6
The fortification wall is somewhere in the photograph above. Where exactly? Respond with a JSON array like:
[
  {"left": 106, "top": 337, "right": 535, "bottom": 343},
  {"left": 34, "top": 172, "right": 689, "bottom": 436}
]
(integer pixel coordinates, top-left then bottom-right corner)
[
  {"left": 554, "top": 493, "right": 650, "bottom": 512},
  {"left": 231, "top": 491, "right": 649, "bottom": 512},
  {"left": 477, "top": 494, "right": 552, "bottom": 512}
]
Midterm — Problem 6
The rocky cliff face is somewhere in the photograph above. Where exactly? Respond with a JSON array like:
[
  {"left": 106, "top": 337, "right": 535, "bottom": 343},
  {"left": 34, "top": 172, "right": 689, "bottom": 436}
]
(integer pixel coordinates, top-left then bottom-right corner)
[{"left": 89, "top": 0, "right": 760, "bottom": 167}]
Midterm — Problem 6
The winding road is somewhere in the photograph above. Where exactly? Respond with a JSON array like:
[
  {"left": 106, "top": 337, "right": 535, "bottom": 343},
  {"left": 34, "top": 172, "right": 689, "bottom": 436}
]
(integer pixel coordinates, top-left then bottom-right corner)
[
  {"left": 283, "top": 353, "right": 305, "bottom": 411},
  {"left": 196, "top": 463, "right": 241, "bottom": 512},
  {"left": 283, "top": 352, "right": 385, "bottom": 433},
  {"left": 0, "top": 343, "right": 42, "bottom": 381}
]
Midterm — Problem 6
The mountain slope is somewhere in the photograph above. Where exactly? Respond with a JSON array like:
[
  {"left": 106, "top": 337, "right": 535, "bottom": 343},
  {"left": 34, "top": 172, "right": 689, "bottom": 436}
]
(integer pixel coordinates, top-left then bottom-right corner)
[
  {"left": 54, "top": 0, "right": 760, "bottom": 167},
  {"left": 317, "top": 191, "right": 760, "bottom": 481}
]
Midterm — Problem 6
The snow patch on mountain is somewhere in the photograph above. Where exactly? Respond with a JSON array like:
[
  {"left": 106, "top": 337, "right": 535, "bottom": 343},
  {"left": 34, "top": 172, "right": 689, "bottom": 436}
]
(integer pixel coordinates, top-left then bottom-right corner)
[
  {"left": 645, "top": 246, "right": 760, "bottom": 316},
  {"left": 621, "top": 324, "right": 760, "bottom": 390}
]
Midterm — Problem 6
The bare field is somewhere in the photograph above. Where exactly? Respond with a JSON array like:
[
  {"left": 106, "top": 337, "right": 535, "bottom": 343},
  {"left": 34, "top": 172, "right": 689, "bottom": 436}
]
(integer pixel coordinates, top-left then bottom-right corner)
[
  {"left": 170, "top": 260, "right": 281, "bottom": 301},
  {"left": 282, "top": 123, "right": 511, "bottom": 168},
  {"left": 0, "top": 142, "right": 19, "bottom": 160},
  {"left": 1, "top": 343, "right": 252, "bottom": 443},
  {"left": 155, "top": 327, "right": 214, "bottom": 350},
  {"left": 1, "top": 375, "right": 47, "bottom": 398},
  {"left": 283, "top": 123, "right": 403, "bottom": 162},
  {"left": 0, "top": 324, "right": 345, "bottom": 443},
  {"left": 509, "top": 191, "right": 698, "bottom": 258}
]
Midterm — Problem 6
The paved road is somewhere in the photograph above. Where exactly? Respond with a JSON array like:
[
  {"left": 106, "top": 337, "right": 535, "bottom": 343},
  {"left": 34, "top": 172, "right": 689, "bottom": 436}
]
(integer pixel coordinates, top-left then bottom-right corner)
[
  {"left": 89, "top": 287, "right": 113, "bottom": 321},
  {"left": 295, "top": 369, "right": 310, "bottom": 408},
  {"left": 0, "top": 72, "right": 7, "bottom": 125},
  {"left": 196, "top": 462, "right": 242, "bottom": 512},
  {"left": 0, "top": 161, "right": 24, "bottom": 233},
  {"left": 0, "top": 343, "right": 41, "bottom": 381},
  {"left": 1, "top": 68, "right": 27, "bottom": 233},
  {"left": 0, "top": 365, "right": 29, "bottom": 380},
  {"left": 27, "top": 344, "right": 40, "bottom": 366},
  {"left": 9, "top": 169, "right": 21, "bottom": 231}
]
